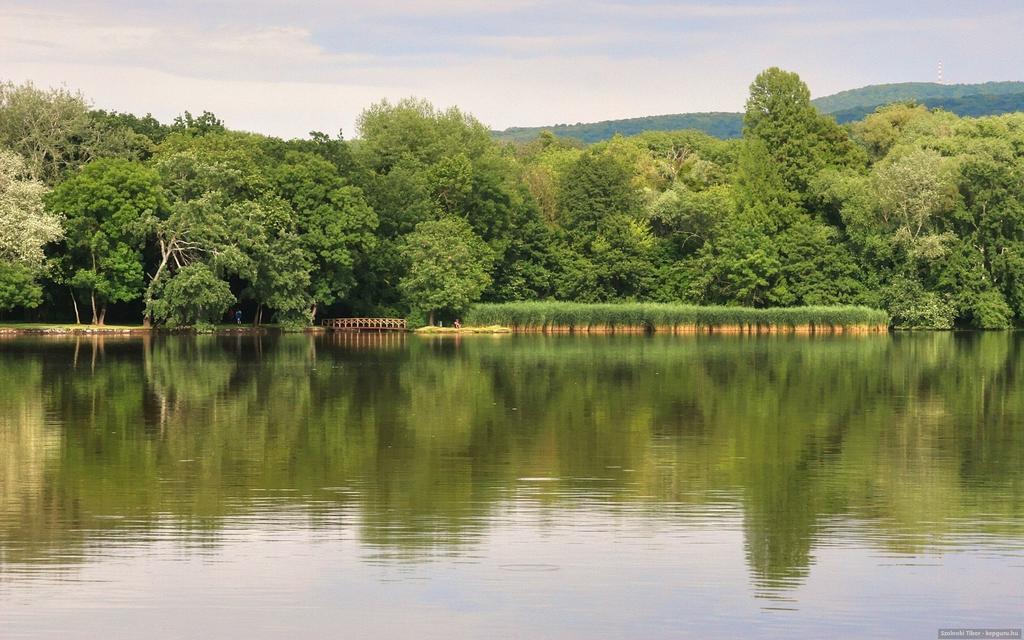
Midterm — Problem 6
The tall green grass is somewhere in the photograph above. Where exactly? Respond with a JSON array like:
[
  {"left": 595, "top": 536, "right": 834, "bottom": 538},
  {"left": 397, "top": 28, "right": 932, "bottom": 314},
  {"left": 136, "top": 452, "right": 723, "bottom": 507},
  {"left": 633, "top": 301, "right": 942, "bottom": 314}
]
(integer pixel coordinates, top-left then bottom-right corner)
[{"left": 465, "top": 302, "right": 890, "bottom": 332}]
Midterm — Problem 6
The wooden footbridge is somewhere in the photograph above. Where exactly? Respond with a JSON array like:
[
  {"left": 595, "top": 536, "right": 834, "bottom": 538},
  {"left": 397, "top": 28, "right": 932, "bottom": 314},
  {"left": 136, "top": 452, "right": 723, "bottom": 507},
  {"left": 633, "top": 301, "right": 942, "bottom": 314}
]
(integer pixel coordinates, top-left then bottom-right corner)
[{"left": 321, "top": 317, "right": 408, "bottom": 332}]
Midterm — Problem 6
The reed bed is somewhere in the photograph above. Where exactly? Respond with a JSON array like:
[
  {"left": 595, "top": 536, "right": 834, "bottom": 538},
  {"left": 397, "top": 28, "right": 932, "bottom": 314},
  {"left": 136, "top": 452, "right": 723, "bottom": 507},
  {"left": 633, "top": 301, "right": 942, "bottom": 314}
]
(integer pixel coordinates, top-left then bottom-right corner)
[{"left": 465, "top": 302, "right": 890, "bottom": 334}]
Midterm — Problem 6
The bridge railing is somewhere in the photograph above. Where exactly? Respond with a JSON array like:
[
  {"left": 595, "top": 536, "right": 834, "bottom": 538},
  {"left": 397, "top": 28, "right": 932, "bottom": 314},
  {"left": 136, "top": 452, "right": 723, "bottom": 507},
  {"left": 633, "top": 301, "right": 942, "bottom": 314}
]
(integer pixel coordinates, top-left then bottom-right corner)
[{"left": 321, "top": 317, "right": 408, "bottom": 331}]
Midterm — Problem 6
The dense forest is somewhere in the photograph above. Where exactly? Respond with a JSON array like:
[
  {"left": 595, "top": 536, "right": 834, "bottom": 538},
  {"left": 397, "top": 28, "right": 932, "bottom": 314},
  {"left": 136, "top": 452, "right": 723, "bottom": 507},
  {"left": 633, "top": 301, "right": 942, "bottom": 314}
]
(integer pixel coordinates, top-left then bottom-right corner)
[
  {"left": 495, "top": 81, "right": 1024, "bottom": 143},
  {"left": 3, "top": 67, "right": 1024, "bottom": 329},
  {"left": 811, "top": 80, "right": 1024, "bottom": 113},
  {"left": 495, "top": 112, "right": 745, "bottom": 143}
]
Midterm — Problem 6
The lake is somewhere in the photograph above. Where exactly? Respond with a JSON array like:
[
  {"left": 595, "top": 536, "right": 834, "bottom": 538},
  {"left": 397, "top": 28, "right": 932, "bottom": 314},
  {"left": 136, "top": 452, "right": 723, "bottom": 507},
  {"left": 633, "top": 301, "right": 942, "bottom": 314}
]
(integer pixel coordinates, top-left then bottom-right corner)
[{"left": 1, "top": 333, "right": 1022, "bottom": 638}]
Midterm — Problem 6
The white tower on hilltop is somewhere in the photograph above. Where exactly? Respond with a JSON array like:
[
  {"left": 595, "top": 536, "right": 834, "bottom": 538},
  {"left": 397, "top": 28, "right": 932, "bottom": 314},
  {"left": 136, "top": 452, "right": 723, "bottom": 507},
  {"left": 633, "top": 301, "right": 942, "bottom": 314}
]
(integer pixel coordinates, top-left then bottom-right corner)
[{"left": 937, "top": 60, "right": 944, "bottom": 84}]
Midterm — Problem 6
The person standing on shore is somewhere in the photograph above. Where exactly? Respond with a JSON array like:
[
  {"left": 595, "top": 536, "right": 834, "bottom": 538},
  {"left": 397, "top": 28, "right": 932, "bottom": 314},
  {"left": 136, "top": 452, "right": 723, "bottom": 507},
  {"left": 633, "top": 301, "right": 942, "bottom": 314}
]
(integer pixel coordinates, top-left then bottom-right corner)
[{"left": 235, "top": 309, "right": 242, "bottom": 325}]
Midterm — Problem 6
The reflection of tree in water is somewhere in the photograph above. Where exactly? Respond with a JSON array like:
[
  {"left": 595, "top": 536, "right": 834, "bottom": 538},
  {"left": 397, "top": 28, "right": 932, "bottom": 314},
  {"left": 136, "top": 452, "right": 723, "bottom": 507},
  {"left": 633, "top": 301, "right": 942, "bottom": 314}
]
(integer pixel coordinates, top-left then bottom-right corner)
[
  {"left": 0, "top": 333, "right": 1022, "bottom": 587},
  {"left": 0, "top": 355, "right": 62, "bottom": 566}
]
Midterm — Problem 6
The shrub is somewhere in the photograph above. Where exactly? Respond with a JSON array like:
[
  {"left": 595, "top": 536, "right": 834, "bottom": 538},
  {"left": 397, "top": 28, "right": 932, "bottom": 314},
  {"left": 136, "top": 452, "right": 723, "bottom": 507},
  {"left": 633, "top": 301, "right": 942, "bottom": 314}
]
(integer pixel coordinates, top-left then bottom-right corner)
[
  {"left": 883, "top": 277, "right": 954, "bottom": 329},
  {"left": 968, "top": 290, "right": 1014, "bottom": 329}
]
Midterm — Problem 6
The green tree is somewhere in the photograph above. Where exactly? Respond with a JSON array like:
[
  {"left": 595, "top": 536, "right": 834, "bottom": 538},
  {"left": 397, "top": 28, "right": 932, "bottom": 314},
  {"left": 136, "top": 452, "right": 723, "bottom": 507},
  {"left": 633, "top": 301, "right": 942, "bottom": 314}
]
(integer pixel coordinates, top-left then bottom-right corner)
[
  {"left": 647, "top": 183, "right": 734, "bottom": 258},
  {"left": 170, "top": 111, "right": 225, "bottom": 137},
  {"left": 350, "top": 100, "right": 487, "bottom": 314},
  {"left": 486, "top": 202, "right": 559, "bottom": 301},
  {"left": 145, "top": 131, "right": 269, "bottom": 325},
  {"left": 851, "top": 103, "right": 933, "bottom": 160},
  {"left": 0, "top": 81, "right": 145, "bottom": 185},
  {"left": 558, "top": 151, "right": 641, "bottom": 239},
  {"left": 744, "top": 68, "right": 864, "bottom": 196},
  {"left": 694, "top": 140, "right": 793, "bottom": 306},
  {"left": 399, "top": 217, "right": 494, "bottom": 324},
  {"left": 356, "top": 99, "right": 491, "bottom": 173},
  {"left": 270, "top": 151, "right": 378, "bottom": 320},
  {"left": 0, "top": 262, "right": 45, "bottom": 312},
  {"left": 883, "top": 276, "right": 955, "bottom": 329},
  {"left": 588, "top": 215, "right": 659, "bottom": 300},
  {"left": 147, "top": 262, "right": 235, "bottom": 327},
  {"left": 47, "top": 158, "right": 160, "bottom": 324},
  {"left": 239, "top": 197, "right": 313, "bottom": 327},
  {"left": 873, "top": 147, "right": 955, "bottom": 244}
]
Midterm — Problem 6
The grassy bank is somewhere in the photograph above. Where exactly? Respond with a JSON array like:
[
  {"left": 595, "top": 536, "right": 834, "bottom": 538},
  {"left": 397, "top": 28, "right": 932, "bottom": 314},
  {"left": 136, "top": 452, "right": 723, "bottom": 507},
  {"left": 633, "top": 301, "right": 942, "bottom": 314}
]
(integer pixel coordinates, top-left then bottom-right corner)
[
  {"left": 0, "top": 323, "right": 151, "bottom": 334},
  {"left": 465, "top": 302, "right": 890, "bottom": 334},
  {"left": 415, "top": 325, "right": 511, "bottom": 334},
  {"left": 0, "top": 323, "right": 284, "bottom": 335}
]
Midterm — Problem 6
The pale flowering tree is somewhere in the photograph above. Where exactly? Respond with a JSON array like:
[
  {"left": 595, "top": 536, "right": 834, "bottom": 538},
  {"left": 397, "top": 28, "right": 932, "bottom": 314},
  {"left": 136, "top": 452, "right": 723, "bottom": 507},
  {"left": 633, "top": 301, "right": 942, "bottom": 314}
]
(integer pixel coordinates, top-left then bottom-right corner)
[
  {"left": 872, "top": 147, "right": 955, "bottom": 245},
  {"left": 0, "top": 150, "right": 63, "bottom": 311}
]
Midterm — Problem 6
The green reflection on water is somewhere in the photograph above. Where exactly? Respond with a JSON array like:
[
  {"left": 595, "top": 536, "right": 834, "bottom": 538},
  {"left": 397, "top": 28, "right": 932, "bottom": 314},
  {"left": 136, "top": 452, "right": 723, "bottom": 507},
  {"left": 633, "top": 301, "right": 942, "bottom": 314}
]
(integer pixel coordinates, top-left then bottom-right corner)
[{"left": 1, "top": 332, "right": 1022, "bottom": 588}]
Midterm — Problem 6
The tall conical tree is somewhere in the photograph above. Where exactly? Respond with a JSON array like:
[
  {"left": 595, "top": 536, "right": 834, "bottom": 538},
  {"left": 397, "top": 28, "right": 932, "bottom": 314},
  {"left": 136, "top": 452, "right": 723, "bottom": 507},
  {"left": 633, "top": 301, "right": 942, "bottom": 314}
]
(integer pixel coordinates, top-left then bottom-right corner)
[{"left": 744, "top": 68, "right": 864, "bottom": 197}]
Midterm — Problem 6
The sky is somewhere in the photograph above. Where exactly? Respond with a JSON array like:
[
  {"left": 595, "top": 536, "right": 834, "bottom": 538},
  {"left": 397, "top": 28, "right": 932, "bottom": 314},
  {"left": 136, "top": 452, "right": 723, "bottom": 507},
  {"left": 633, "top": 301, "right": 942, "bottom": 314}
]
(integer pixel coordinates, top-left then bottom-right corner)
[{"left": 2, "top": 0, "right": 1023, "bottom": 139}]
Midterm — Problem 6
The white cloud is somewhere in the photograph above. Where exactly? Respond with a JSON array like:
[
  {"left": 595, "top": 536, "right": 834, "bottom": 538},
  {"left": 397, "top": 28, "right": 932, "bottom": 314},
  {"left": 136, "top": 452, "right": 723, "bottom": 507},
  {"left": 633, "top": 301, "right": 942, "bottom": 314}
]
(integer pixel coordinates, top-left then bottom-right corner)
[
  {"left": 3, "top": 60, "right": 405, "bottom": 138},
  {"left": 0, "top": 7, "right": 158, "bottom": 56},
  {"left": 1, "top": 0, "right": 1022, "bottom": 139},
  {"left": 595, "top": 2, "right": 802, "bottom": 18}
]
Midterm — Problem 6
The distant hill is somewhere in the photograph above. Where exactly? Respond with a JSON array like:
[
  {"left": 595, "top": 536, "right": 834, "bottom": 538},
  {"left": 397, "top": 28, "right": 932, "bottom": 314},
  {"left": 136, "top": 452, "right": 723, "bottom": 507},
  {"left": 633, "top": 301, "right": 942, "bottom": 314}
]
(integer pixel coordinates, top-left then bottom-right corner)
[
  {"left": 494, "top": 81, "right": 1024, "bottom": 143},
  {"left": 496, "top": 112, "right": 743, "bottom": 144},
  {"left": 829, "top": 91, "right": 1024, "bottom": 124},
  {"left": 810, "top": 81, "right": 1024, "bottom": 113}
]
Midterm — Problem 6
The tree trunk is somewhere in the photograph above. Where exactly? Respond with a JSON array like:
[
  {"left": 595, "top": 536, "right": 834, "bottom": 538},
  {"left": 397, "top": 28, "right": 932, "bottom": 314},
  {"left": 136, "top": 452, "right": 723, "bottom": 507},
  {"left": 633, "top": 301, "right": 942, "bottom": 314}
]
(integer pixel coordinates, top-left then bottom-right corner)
[
  {"left": 143, "top": 237, "right": 173, "bottom": 330},
  {"left": 71, "top": 290, "right": 81, "bottom": 325},
  {"left": 90, "top": 292, "right": 98, "bottom": 325},
  {"left": 429, "top": 309, "right": 435, "bottom": 326},
  {"left": 98, "top": 305, "right": 106, "bottom": 326}
]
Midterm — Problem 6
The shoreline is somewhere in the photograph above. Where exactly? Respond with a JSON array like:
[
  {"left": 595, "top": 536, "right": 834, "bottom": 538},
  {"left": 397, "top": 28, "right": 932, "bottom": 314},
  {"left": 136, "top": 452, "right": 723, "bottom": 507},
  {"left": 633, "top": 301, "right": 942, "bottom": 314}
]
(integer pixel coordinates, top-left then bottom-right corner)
[
  {"left": 0, "top": 324, "right": 295, "bottom": 336},
  {"left": 414, "top": 325, "right": 511, "bottom": 335},
  {"left": 3, "top": 324, "right": 1003, "bottom": 337}
]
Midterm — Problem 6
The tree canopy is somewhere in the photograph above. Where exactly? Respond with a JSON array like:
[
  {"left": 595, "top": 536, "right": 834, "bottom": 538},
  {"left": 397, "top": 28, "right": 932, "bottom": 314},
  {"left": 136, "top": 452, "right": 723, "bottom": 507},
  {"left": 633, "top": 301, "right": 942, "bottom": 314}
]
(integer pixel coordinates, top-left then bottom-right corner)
[
  {"left": 0, "top": 150, "right": 62, "bottom": 311},
  {"left": 3, "top": 70, "right": 1024, "bottom": 328}
]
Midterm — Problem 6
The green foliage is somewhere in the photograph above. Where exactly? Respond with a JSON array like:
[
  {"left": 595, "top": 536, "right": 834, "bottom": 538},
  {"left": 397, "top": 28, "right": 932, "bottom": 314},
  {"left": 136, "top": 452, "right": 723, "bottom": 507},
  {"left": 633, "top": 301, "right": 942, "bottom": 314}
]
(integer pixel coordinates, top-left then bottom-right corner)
[
  {"left": 0, "top": 81, "right": 148, "bottom": 185},
  {"left": 6, "top": 69, "right": 1024, "bottom": 329},
  {"left": 559, "top": 150, "right": 641, "bottom": 236},
  {"left": 148, "top": 262, "right": 235, "bottom": 326},
  {"left": 170, "top": 110, "right": 226, "bottom": 137},
  {"left": 0, "top": 262, "right": 44, "bottom": 311},
  {"left": 872, "top": 147, "right": 954, "bottom": 241},
  {"left": 744, "top": 67, "right": 865, "bottom": 195},
  {"left": 814, "top": 81, "right": 1024, "bottom": 114},
  {"left": 494, "top": 112, "right": 745, "bottom": 143},
  {"left": 968, "top": 290, "right": 1014, "bottom": 329},
  {"left": 399, "top": 217, "right": 494, "bottom": 321},
  {"left": 269, "top": 150, "right": 378, "bottom": 313},
  {"left": 47, "top": 158, "right": 160, "bottom": 323},
  {"left": 89, "top": 109, "right": 171, "bottom": 149},
  {"left": 466, "top": 301, "right": 889, "bottom": 330},
  {"left": 356, "top": 98, "right": 491, "bottom": 173},
  {"left": 647, "top": 183, "right": 733, "bottom": 256},
  {"left": 492, "top": 82, "right": 1024, "bottom": 144},
  {"left": 0, "top": 151, "right": 62, "bottom": 271},
  {"left": 883, "top": 277, "right": 955, "bottom": 329},
  {"left": 0, "top": 150, "right": 62, "bottom": 312}
]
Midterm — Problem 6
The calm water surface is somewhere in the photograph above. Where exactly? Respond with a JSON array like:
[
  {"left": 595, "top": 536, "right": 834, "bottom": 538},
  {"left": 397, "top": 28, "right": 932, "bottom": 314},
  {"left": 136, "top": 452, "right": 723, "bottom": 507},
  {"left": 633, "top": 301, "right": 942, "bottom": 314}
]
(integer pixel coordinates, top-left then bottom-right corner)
[{"left": 1, "top": 333, "right": 1022, "bottom": 638}]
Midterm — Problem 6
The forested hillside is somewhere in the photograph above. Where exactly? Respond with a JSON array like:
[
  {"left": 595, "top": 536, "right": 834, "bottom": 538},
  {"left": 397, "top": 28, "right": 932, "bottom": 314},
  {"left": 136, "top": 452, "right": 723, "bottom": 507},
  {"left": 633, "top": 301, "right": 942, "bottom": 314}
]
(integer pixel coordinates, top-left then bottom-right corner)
[
  {"left": 829, "top": 92, "right": 1024, "bottom": 124},
  {"left": 495, "top": 81, "right": 1024, "bottom": 142},
  {"left": 812, "top": 81, "right": 1024, "bottom": 113},
  {"left": 3, "top": 68, "right": 1024, "bottom": 329},
  {"left": 495, "top": 112, "right": 743, "bottom": 144}
]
